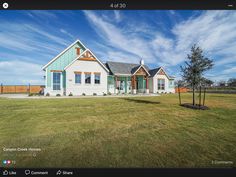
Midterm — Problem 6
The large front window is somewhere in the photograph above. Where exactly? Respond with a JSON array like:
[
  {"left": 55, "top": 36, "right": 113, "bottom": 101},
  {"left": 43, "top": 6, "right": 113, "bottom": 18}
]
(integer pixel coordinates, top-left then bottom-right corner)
[
  {"left": 75, "top": 73, "right": 81, "bottom": 84},
  {"left": 94, "top": 73, "right": 101, "bottom": 84},
  {"left": 158, "top": 79, "right": 165, "bottom": 90},
  {"left": 53, "top": 72, "right": 61, "bottom": 90},
  {"left": 85, "top": 73, "right": 91, "bottom": 84}
]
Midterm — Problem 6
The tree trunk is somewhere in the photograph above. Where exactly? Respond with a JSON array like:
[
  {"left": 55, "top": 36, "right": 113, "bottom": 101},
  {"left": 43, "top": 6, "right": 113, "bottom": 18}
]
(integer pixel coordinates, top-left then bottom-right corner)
[
  {"left": 203, "top": 87, "right": 206, "bottom": 106},
  {"left": 178, "top": 84, "right": 181, "bottom": 105},
  {"left": 199, "top": 86, "right": 202, "bottom": 107},
  {"left": 192, "top": 84, "right": 195, "bottom": 105}
]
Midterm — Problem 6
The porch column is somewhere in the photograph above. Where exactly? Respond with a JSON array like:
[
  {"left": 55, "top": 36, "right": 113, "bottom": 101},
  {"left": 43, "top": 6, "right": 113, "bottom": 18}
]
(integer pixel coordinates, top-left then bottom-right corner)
[
  {"left": 146, "top": 76, "right": 149, "bottom": 94},
  {"left": 125, "top": 77, "right": 127, "bottom": 93},
  {"left": 132, "top": 75, "right": 136, "bottom": 94},
  {"left": 115, "top": 76, "right": 118, "bottom": 94}
]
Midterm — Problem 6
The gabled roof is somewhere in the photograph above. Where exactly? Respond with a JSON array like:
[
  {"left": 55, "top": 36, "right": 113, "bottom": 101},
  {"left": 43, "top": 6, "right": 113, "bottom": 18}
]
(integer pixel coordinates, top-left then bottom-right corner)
[
  {"left": 64, "top": 49, "right": 109, "bottom": 72},
  {"left": 42, "top": 39, "right": 87, "bottom": 70},
  {"left": 131, "top": 65, "right": 150, "bottom": 76},
  {"left": 149, "top": 67, "right": 161, "bottom": 77},
  {"left": 106, "top": 61, "right": 150, "bottom": 75},
  {"left": 149, "top": 67, "right": 172, "bottom": 79},
  {"left": 42, "top": 39, "right": 109, "bottom": 73}
]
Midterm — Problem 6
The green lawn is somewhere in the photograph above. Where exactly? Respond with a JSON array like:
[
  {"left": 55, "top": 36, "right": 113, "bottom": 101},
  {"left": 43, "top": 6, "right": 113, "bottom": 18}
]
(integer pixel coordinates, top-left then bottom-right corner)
[{"left": 0, "top": 93, "right": 235, "bottom": 168}]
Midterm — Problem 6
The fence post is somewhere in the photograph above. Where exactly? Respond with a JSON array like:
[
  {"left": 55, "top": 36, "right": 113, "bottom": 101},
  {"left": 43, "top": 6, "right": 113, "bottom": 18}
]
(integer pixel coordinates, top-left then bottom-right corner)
[
  {"left": 28, "top": 83, "right": 31, "bottom": 94},
  {"left": 1, "top": 83, "right": 3, "bottom": 94}
]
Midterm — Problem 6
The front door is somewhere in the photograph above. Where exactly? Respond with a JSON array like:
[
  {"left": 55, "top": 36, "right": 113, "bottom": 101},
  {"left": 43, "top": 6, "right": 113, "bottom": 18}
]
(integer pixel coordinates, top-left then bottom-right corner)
[
  {"left": 137, "top": 76, "right": 146, "bottom": 93},
  {"left": 52, "top": 72, "right": 61, "bottom": 90},
  {"left": 127, "top": 81, "right": 131, "bottom": 93},
  {"left": 118, "top": 80, "right": 125, "bottom": 93}
]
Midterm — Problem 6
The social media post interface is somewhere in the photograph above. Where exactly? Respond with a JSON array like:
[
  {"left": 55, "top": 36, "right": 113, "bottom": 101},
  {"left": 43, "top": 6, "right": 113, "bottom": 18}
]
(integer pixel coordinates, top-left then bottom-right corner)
[{"left": 1, "top": 147, "right": 42, "bottom": 167}]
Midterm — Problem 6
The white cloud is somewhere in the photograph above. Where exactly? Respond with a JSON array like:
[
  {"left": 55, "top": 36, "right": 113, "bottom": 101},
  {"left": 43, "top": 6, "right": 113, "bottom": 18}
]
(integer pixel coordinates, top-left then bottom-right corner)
[
  {"left": 105, "top": 51, "right": 138, "bottom": 63},
  {"left": 1, "top": 10, "right": 235, "bottom": 85},
  {"left": 60, "top": 28, "right": 74, "bottom": 39},
  {"left": 27, "top": 10, "right": 58, "bottom": 19},
  {"left": 0, "top": 21, "right": 70, "bottom": 55},
  {"left": 83, "top": 11, "right": 154, "bottom": 63},
  {"left": 114, "top": 11, "right": 122, "bottom": 22},
  {"left": 0, "top": 60, "right": 44, "bottom": 85},
  {"left": 223, "top": 66, "right": 236, "bottom": 74},
  {"left": 215, "top": 56, "right": 236, "bottom": 66},
  {"left": 25, "top": 24, "right": 69, "bottom": 46},
  {"left": 173, "top": 11, "right": 236, "bottom": 52},
  {"left": 84, "top": 10, "right": 236, "bottom": 80},
  {"left": 169, "top": 10, "right": 175, "bottom": 15}
]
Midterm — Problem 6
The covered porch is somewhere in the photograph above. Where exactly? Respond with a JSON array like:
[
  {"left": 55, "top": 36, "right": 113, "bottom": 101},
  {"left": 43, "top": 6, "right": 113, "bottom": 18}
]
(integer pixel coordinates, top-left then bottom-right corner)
[{"left": 107, "top": 75, "right": 149, "bottom": 94}]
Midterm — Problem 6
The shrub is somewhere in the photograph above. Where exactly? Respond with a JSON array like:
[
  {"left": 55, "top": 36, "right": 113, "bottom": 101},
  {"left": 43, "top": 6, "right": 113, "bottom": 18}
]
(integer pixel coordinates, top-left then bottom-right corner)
[
  {"left": 46, "top": 93, "right": 50, "bottom": 96},
  {"left": 103, "top": 93, "right": 107, "bottom": 96},
  {"left": 29, "top": 93, "right": 40, "bottom": 96},
  {"left": 39, "top": 89, "right": 44, "bottom": 95},
  {"left": 108, "top": 92, "right": 112, "bottom": 95},
  {"left": 56, "top": 94, "right": 61, "bottom": 97},
  {"left": 82, "top": 93, "right": 86, "bottom": 96},
  {"left": 68, "top": 92, "right": 73, "bottom": 96},
  {"left": 28, "top": 93, "right": 34, "bottom": 97},
  {"left": 93, "top": 93, "right": 97, "bottom": 96}
]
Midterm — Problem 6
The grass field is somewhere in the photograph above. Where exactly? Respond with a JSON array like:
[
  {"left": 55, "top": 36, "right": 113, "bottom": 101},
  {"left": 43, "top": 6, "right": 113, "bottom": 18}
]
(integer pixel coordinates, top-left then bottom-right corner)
[{"left": 0, "top": 93, "right": 235, "bottom": 168}]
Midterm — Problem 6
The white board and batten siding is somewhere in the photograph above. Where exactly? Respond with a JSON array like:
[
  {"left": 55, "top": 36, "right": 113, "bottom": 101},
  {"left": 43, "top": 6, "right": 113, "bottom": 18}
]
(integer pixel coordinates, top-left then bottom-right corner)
[
  {"left": 152, "top": 74, "right": 175, "bottom": 93},
  {"left": 65, "top": 60, "right": 108, "bottom": 96}
]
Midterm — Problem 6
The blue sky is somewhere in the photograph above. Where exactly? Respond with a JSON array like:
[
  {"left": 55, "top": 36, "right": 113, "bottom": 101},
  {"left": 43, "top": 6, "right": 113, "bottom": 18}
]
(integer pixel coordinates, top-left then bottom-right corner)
[{"left": 0, "top": 10, "right": 235, "bottom": 85}]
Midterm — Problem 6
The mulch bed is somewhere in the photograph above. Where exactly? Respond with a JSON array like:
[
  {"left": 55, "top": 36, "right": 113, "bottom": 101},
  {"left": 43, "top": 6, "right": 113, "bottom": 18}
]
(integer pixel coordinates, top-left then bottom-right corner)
[{"left": 181, "top": 103, "right": 209, "bottom": 110}]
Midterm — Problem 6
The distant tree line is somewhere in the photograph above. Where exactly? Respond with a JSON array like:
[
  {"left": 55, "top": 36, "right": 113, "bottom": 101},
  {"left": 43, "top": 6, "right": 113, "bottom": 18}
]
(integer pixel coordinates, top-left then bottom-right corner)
[
  {"left": 176, "top": 78, "right": 236, "bottom": 88},
  {"left": 217, "top": 78, "right": 236, "bottom": 87},
  {"left": 175, "top": 78, "right": 236, "bottom": 88}
]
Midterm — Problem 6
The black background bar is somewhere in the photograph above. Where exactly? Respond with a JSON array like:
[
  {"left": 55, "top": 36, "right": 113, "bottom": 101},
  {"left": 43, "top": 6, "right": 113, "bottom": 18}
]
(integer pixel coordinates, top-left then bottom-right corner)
[
  {"left": 1, "top": 168, "right": 236, "bottom": 177},
  {"left": 0, "top": 0, "right": 236, "bottom": 10}
]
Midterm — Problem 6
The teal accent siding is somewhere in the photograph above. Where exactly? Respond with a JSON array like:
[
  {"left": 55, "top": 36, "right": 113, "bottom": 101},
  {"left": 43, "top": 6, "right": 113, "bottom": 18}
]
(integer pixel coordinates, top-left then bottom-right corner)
[
  {"left": 117, "top": 76, "right": 131, "bottom": 93},
  {"left": 137, "top": 76, "right": 144, "bottom": 88},
  {"left": 107, "top": 75, "right": 115, "bottom": 93},
  {"left": 136, "top": 76, "right": 146, "bottom": 93},
  {"left": 125, "top": 77, "right": 127, "bottom": 93},
  {"left": 63, "top": 71, "right": 66, "bottom": 88},
  {"left": 108, "top": 76, "right": 131, "bottom": 93},
  {"left": 108, "top": 75, "right": 115, "bottom": 85},
  {"left": 46, "top": 42, "right": 85, "bottom": 87},
  {"left": 144, "top": 78, "right": 146, "bottom": 89}
]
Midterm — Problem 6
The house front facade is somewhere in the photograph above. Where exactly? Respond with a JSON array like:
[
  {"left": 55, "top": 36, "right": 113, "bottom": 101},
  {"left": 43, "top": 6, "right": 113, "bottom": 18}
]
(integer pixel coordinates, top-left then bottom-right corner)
[{"left": 43, "top": 39, "right": 175, "bottom": 96}]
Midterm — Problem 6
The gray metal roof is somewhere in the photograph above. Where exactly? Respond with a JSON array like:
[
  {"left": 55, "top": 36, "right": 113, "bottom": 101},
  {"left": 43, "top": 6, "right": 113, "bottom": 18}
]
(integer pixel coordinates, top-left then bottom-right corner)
[
  {"left": 105, "top": 61, "right": 175, "bottom": 79},
  {"left": 106, "top": 61, "right": 150, "bottom": 75},
  {"left": 149, "top": 67, "right": 161, "bottom": 77}
]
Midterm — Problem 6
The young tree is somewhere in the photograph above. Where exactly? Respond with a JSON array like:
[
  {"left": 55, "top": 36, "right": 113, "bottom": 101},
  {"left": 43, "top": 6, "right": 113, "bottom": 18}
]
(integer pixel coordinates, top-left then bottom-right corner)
[
  {"left": 228, "top": 78, "right": 236, "bottom": 87},
  {"left": 201, "top": 78, "right": 214, "bottom": 87},
  {"left": 218, "top": 80, "right": 226, "bottom": 87},
  {"left": 180, "top": 44, "right": 213, "bottom": 105}
]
